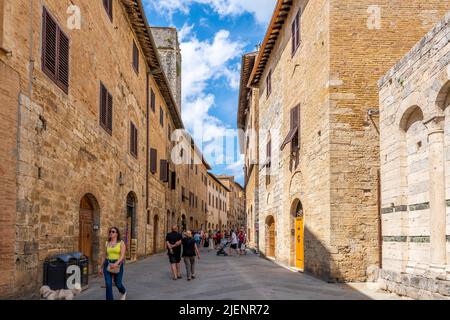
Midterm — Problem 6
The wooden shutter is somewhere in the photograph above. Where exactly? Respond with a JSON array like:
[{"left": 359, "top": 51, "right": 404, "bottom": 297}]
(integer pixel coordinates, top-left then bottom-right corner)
[
  {"left": 103, "top": 0, "right": 113, "bottom": 21},
  {"left": 130, "top": 122, "right": 138, "bottom": 158},
  {"left": 151, "top": 89, "right": 156, "bottom": 112},
  {"left": 150, "top": 148, "right": 157, "bottom": 174},
  {"left": 100, "top": 83, "right": 107, "bottom": 130},
  {"left": 291, "top": 18, "right": 297, "bottom": 56},
  {"left": 133, "top": 41, "right": 139, "bottom": 73},
  {"left": 99, "top": 83, "right": 112, "bottom": 135},
  {"left": 171, "top": 171, "right": 176, "bottom": 190},
  {"left": 107, "top": 92, "right": 113, "bottom": 133},
  {"left": 291, "top": 105, "right": 299, "bottom": 130},
  {"left": 160, "top": 107, "right": 164, "bottom": 127},
  {"left": 42, "top": 8, "right": 69, "bottom": 93},
  {"left": 160, "top": 160, "right": 168, "bottom": 182},
  {"left": 42, "top": 8, "right": 57, "bottom": 78},
  {"left": 57, "top": 29, "right": 69, "bottom": 92}
]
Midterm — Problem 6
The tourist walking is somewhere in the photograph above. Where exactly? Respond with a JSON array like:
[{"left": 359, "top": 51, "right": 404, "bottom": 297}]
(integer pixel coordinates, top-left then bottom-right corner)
[
  {"left": 182, "top": 230, "right": 200, "bottom": 281},
  {"left": 194, "top": 230, "right": 201, "bottom": 249},
  {"left": 166, "top": 225, "right": 183, "bottom": 280},
  {"left": 229, "top": 229, "right": 239, "bottom": 256},
  {"left": 99, "top": 227, "right": 127, "bottom": 300},
  {"left": 238, "top": 228, "right": 247, "bottom": 255}
]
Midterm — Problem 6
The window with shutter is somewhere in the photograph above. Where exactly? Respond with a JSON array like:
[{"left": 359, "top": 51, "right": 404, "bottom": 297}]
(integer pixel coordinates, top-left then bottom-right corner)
[
  {"left": 103, "top": 0, "right": 113, "bottom": 21},
  {"left": 171, "top": 171, "right": 176, "bottom": 190},
  {"left": 160, "top": 160, "right": 168, "bottom": 182},
  {"left": 160, "top": 107, "right": 164, "bottom": 127},
  {"left": 266, "top": 70, "right": 272, "bottom": 98},
  {"left": 291, "top": 8, "right": 301, "bottom": 56},
  {"left": 151, "top": 89, "right": 156, "bottom": 112},
  {"left": 99, "top": 82, "right": 113, "bottom": 135},
  {"left": 42, "top": 7, "right": 70, "bottom": 94},
  {"left": 150, "top": 148, "right": 157, "bottom": 174},
  {"left": 130, "top": 122, "right": 138, "bottom": 158},
  {"left": 132, "top": 41, "right": 139, "bottom": 73},
  {"left": 281, "top": 105, "right": 300, "bottom": 151}
]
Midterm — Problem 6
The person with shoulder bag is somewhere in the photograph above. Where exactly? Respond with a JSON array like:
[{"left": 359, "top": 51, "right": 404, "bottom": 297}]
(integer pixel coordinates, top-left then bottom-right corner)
[{"left": 99, "top": 227, "right": 127, "bottom": 300}]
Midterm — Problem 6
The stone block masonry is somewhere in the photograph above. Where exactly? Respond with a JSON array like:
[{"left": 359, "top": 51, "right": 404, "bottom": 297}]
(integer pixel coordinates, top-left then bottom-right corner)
[{"left": 379, "top": 11, "right": 450, "bottom": 299}]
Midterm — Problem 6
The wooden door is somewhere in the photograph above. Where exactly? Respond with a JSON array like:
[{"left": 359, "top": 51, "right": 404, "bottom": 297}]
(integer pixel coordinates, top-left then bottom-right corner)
[
  {"left": 295, "top": 216, "right": 304, "bottom": 269},
  {"left": 79, "top": 209, "right": 93, "bottom": 261},
  {"left": 266, "top": 219, "right": 275, "bottom": 257}
]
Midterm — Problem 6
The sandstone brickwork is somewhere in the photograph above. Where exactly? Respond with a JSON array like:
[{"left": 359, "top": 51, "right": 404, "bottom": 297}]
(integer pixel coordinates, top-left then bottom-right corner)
[
  {"left": 244, "top": 0, "right": 450, "bottom": 282},
  {"left": 0, "top": 0, "right": 210, "bottom": 298}
]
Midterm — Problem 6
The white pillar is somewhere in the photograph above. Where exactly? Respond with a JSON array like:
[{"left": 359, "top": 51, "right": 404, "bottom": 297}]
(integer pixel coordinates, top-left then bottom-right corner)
[{"left": 424, "top": 116, "right": 446, "bottom": 269}]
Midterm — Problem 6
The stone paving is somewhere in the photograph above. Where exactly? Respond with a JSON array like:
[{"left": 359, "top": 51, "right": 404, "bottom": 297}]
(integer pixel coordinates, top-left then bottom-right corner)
[{"left": 77, "top": 248, "right": 405, "bottom": 300}]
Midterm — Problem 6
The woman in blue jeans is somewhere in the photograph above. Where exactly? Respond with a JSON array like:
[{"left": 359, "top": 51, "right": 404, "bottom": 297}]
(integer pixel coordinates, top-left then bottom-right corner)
[{"left": 99, "top": 227, "right": 127, "bottom": 300}]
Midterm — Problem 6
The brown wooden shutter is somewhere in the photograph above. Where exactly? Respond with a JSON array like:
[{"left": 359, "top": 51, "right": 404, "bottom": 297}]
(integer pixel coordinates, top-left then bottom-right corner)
[
  {"left": 171, "top": 171, "right": 176, "bottom": 190},
  {"left": 42, "top": 8, "right": 57, "bottom": 78},
  {"left": 291, "top": 18, "right": 297, "bottom": 56},
  {"left": 151, "top": 89, "right": 155, "bottom": 112},
  {"left": 133, "top": 41, "right": 139, "bottom": 73},
  {"left": 160, "top": 160, "right": 168, "bottom": 182},
  {"left": 42, "top": 8, "right": 69, "bottom": 93},
  {"left": 103, "top": 0, "right": 113, "bottom": 21},
  {"left": 160, "top": 107, "right": 164, "bottom": 127},
  {"left": 150, "top": 148, "right": 157, "bottom": 174},
  {"left": 130, "top": 122, "right": 138, "bottom": 158},
  {"left": 107, "top": 91, "right": 113, "bottom": 133},
  {"left": 100, "top": 83, "right": 107, "bottom": 129},
  {"left": 291, "top": 105, "right": 299, "bottom": 130},
  {"left": 57, "top": 29, "right": 70, "bottom": 93}
]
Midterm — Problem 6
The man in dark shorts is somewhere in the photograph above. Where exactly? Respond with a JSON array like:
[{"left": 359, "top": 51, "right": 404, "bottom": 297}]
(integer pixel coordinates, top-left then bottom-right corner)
[{"left": 166, "top": 225, "right": 182, "bottom": 280}]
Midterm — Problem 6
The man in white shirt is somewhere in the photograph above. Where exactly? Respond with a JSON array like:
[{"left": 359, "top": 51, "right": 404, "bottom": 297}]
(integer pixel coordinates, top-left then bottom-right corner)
[{"left": 229, "top": 229, "right": 239, "bottom": 256}]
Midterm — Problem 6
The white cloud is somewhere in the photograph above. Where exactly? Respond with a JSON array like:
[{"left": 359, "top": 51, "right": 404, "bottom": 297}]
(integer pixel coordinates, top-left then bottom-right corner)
[
  {"left": 225, "top": 155, "right": 245, "bottom": 180},
  {"left": 144, "top": 0, "right": 277, "bottom": 24}
]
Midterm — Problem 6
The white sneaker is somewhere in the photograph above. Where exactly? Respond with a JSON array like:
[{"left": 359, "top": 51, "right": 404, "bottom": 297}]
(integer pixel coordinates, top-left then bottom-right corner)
[{"left": 120, "top": 292, "right": 127, "bottom": 300}]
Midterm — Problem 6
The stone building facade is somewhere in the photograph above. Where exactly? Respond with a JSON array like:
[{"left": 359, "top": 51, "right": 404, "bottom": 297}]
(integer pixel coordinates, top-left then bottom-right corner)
[
  {"left": 238, "top": 52, "right": 260, "bottom": 248},
  {"left": 216, "top": 175, "right": 245, "bottom": 231},
  {"left": 244, "top": 0, "right": 450, "bottom": 281},
  {"left": 0, "top": 0, "right": 210, "bottom": 299},
  {"left": 378, "top": 13, "right": 450, "bottom": 299},
  {"left": 207, "top": 172, "right": 229, "bottom": 231}
]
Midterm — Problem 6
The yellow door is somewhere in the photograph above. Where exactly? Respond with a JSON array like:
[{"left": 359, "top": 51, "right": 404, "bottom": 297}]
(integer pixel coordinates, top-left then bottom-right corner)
[{"left": 295, "top": 216, "right": 304, "bottom": 269}]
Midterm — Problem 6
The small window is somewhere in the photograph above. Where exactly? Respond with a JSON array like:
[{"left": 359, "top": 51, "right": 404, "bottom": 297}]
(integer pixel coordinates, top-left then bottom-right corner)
[
  {"left": 150, "top": 148, "right": 157, "bottom": 174},
  {"left": 160, "top": 159, "right": 168, "bottom": 182},
  {"left": 132, "top": 41, "right": 139, "bottom": 74},
  {"left": 103, "top": 0, "right": 113, "bottom": 22},
  {"left": 291, "top": 8, "right": 301, "bottom": 56},
  {"left": 100, "top": 82, "right": 113, "bottom": 135},
  {"left": 160, "top": 107, "right": 164, "bottom": 127},
  {"left": 266, "top": 70, "right": 272, "bottom": 98},
  {"left": 130, "top": 121, "right": 138, "bottom": 158},
  {"left": 150, "top": 89, "right": 156, "bottom": 113},
  {"left": 42, "top": 7, "right": 70, "bottom": 93}
]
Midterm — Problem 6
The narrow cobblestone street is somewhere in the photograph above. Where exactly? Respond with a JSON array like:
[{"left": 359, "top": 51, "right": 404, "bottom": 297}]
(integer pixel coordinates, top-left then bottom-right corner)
[{"left": 77, "top": 248, "right": 402, "bottom": 300}]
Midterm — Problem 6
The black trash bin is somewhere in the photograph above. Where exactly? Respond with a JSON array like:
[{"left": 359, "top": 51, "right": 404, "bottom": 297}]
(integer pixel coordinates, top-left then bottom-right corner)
[
  {"left": 43, "top": 253, "right": 78, "bottom": 290},
  {"left": 67, "top": 252, "right": 89, "bottom": 289}
]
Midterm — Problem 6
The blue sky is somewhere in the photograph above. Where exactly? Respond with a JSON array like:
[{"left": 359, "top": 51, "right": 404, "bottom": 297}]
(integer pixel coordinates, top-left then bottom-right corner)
[{"left": 143, "top": 0, "right": 277, "bottom": 185}]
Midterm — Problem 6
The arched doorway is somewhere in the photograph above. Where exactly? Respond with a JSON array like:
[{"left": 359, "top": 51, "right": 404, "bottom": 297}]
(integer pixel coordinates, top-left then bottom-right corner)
[
  {"left": 126, "top": 192, "right": 137, "bottom": 260},
  {"left": 265, "top": 215, "right": 275, "bottom": 258},
  {"left": 153, "top": 214, "right": 159, "bottom": 253},
  {"left": 79, "top": 194, "right": 100, "bottom": 273},
  {"left": 291, "top": 200, "right": 304, "bottom": 269}
]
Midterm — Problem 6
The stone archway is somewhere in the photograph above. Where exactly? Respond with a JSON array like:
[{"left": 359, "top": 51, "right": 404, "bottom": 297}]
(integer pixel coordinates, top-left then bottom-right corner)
[
  {"left": 265, "top": 215, "right": 275, "bottom": 258},
  {"left": 79, "top": 194, "right": 100, "bottom": 273}
]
